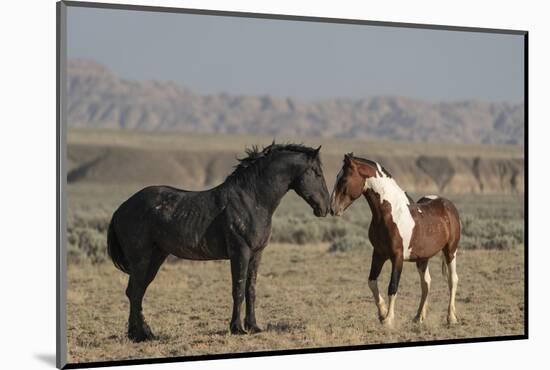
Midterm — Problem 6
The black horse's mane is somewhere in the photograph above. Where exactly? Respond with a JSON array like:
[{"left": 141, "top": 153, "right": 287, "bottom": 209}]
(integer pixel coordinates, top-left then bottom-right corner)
[{"left": 227, "top": 142, "right": 318, "bottom": 184}]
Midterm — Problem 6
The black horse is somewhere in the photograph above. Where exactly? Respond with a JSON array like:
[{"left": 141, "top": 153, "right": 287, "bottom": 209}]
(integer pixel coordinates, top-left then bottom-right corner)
[{"left": 107, "top": 143, "right": 330, "bottom": 342}]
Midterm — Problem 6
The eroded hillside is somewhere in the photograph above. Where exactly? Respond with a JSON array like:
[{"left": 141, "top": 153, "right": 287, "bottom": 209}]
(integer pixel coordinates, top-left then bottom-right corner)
[{"left": 67, "top": 129, "right": 523, "bottom": 194}]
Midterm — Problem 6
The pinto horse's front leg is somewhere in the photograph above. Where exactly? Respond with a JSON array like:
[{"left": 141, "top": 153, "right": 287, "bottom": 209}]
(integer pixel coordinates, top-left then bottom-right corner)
[
  {"left": 368, "top": 251, "right": 388, "bottom": 322},
  {"left": 229, "top": 247, "right": 251, "bottom": 335},
  {"left": 382, "top": 255, "right": 403, "bottom": 327}
]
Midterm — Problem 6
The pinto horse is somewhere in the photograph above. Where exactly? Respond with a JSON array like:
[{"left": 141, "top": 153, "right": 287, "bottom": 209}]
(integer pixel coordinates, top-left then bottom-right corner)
[
  {"left": 330, "top": 153, "right": 460, "bottom": 327},
  {"left": 107, "top": 143, "right": 330, "bottom": 341}
]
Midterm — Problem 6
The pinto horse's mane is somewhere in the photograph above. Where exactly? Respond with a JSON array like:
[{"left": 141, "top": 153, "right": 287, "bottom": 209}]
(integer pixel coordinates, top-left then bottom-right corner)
[
  {"left": 347, "top": 153, "right": 415, "bottom": 203},
  {"left": 348, "top": 154, "right": 393, "bottom": 178},
  {"left": 227, "top": 142, "right": 319, "bottom": 185}
]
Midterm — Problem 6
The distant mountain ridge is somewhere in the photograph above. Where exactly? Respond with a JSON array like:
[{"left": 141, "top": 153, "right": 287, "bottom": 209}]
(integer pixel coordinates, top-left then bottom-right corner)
[{"left": 67, "top": 59, "right": 524, "bottom": 145}]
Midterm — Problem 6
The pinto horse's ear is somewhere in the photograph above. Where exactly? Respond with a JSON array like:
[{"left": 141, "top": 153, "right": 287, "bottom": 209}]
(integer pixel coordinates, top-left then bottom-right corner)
[{"left": 344, "top": 152, "right": 354, "bottom": 163}]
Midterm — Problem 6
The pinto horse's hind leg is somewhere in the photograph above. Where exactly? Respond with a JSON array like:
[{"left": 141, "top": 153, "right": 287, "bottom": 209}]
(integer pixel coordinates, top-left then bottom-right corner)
[
  {"left": 368, "top": 251, "right": 388, "bottom": 322},
  {"left": 413, "top": 260, "right": 431, "bottom": 323},
  {"left": 445, "top": 255, "right": 459, "bottom": 324},
  {"left": 126, "top": 247, "right": 168, "bottom": 342}
]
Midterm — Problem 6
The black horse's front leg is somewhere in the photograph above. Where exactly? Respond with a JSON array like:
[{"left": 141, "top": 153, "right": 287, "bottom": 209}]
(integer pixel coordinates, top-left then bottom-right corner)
[
  {"left": 229, "top": 248, "right": 250, "bottom": 334},
  {"left": 245, "top": 251, "right": 263, "bottom": 334}
]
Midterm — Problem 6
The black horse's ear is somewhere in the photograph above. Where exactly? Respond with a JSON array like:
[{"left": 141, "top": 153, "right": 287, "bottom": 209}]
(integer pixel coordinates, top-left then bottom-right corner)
[{"left": 308, "top": 145, "right": 321, "bottom": 159}]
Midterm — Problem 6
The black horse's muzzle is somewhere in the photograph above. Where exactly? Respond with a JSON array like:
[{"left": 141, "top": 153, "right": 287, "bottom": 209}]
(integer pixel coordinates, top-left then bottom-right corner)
[{"left": 313, "top": 204, "right": 328, "bottom": 217}]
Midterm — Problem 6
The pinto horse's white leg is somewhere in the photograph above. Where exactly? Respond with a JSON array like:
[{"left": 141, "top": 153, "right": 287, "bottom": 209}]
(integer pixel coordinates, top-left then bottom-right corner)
[
  {"left": 382, "top": 257, "right": 403, "bottom": 327},
  {"left": 383, "top": 294, "right": 398, "bottom": 327},
  {"left": 368, "top": 279, "right": 387, "bottom": 321},
  {"left": 368, "top": 252, "right": 388, "bottom": 322},
  {"left": 414, "top": 260, "right": 431, "bottom": 323},
  {"left": 446, "top": 256, "right": 459, "bottom": 324}
]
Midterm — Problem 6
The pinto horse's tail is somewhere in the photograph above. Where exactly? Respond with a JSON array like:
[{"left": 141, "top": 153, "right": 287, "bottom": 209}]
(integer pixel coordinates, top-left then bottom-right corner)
[{"left": 107, "top": 215, "right": 130, "bottom": 274}]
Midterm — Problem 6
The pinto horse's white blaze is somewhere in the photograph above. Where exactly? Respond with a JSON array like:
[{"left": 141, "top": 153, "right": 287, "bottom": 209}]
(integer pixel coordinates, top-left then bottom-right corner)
[{"left": 363, "top": 164, "right": 415, "bottom": 260}]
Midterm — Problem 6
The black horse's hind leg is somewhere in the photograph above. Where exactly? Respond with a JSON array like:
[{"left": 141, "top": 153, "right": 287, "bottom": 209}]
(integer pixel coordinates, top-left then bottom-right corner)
[
  {"left": 229, "top": 248, "right": 251, "bottom": 335},
  {"left": 126, "top": 247, "right": 168, "bottom": 342},
  {"left": 244, "top": 251, "right": 263, "bottom": 334}
]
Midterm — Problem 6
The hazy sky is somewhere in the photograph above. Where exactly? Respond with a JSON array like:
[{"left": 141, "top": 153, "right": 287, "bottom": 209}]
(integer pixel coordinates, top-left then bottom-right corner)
[{"left": 67, "top": 6, "right": 524, "bottom": 103}]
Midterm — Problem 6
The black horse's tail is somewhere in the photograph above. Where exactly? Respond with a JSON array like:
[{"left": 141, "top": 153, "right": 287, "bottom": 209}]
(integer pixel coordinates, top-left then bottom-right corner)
[{"left": 107, "top": 215, "right": 130, "bottom": 274}]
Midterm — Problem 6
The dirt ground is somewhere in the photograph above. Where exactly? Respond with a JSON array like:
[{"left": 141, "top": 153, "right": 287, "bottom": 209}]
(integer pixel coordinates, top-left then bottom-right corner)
[{"left": 66, "top": 243, "right": 525, "bottom": 364}]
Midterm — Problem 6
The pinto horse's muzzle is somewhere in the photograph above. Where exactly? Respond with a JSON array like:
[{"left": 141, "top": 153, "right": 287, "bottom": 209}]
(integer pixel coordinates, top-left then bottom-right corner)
[
  {"left": 329, "top": 207, "right": 343, "bottom": 217},
  {"left": 329, "top": 193, "right": 337, "bottom": 216}
]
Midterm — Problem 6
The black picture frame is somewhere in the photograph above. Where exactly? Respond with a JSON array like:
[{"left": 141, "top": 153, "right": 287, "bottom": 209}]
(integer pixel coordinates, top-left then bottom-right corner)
[{"left": 56, "top": 1, "right": 528, "bottom": 368}]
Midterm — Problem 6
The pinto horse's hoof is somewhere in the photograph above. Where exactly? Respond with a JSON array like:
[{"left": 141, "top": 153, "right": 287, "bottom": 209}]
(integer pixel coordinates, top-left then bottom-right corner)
[
  {"left": 381, "top": 316, "right": 395, "bottom": 328},
  {"left": 447, "top": 315, "right": 459, "bottom": 325},
  {"left": 377, "top": 310, "right": 388, "bottom": 324},
  {"left": 413, "top": 315, "right": 426, "bottom": 324},
  {"left": 376, "top": 304, "right": 388, "bottom": 323}
]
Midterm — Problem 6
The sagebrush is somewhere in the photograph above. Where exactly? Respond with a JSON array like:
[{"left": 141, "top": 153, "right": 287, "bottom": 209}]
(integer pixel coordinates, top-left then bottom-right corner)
[{"left": 67, "top": 186, "right": 524, "bottom": 263}]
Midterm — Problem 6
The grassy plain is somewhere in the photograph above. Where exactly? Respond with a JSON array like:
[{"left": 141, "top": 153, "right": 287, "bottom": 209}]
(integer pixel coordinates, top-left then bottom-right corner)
[
  {"left": 66, "top": 184, "right": 525, "bottom": 364},
  {"left": 67, "top": 243, "right": 524, "bottom": 363}
]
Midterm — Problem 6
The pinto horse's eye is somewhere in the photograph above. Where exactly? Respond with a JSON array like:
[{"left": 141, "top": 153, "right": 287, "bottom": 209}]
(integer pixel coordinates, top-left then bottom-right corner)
[{"left": 342, "top": 186, "right": 348, "bottom": 195}]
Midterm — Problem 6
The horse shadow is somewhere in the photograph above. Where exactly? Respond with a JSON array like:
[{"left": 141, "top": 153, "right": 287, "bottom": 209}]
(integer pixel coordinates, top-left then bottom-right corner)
[{"left": 205, "top": 320, "right": 304, "bottom": 336}]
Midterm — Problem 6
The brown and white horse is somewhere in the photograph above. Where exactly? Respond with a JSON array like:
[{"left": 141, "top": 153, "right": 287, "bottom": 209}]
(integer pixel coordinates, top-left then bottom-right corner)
[{"left": 330, "top": 153, "right": 461, "bottom": 327}]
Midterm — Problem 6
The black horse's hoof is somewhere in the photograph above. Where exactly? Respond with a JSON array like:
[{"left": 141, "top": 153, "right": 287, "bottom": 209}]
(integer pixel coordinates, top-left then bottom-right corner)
[
  {"left": 128, "top": 331, "right": 151, "bottom": 342},
  {"left": 244, "top": 322, "right": 263, "bottom": 334},
  {"left": 128, "top": 331, "right": 157, "bottom": 342},
  {"left": 128, "top": 324, "right": 157, "bottom": 342},
  {"left": 230, "top": 323, "right": 247, "bottom": 335}
]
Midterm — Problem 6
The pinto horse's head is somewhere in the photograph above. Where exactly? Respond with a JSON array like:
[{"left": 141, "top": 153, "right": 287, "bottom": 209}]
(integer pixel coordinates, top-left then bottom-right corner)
[
  {"left": 330, "top": 153, "right": 380, "bottom": 216},
  {"left": 291, "top": 145, "right": 330, "bottom": 217}
]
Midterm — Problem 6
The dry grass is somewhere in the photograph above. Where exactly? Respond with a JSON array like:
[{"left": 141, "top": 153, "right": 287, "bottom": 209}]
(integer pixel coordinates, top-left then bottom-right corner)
[{"left": 67, "top": 243, "right": 524, "bottom": 364}]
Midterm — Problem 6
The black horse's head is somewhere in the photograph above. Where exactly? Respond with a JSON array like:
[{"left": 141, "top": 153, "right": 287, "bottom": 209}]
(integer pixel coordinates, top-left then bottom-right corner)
[
  {"left": 228, "top": 142, "right": 330, "bottom": 217},
  {"left": 290, "top": 146, "right": 330, "bottom": 217}
]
